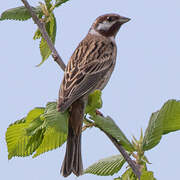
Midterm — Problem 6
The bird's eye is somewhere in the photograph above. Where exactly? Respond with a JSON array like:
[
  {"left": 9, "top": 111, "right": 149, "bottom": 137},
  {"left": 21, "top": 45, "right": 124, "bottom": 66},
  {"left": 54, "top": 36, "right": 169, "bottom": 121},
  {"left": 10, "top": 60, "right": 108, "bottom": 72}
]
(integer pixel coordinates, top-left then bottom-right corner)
[{"left": 107, "top": 16, "right": 113, "bottom": 22}]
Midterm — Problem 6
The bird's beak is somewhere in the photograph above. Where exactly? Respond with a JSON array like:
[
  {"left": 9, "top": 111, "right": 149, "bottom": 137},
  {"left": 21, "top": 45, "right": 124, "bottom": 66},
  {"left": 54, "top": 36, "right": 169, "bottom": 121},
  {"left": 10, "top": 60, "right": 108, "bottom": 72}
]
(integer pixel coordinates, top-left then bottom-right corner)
[{"left": 119, "top": 16, "right": 131, "bottom": 24}]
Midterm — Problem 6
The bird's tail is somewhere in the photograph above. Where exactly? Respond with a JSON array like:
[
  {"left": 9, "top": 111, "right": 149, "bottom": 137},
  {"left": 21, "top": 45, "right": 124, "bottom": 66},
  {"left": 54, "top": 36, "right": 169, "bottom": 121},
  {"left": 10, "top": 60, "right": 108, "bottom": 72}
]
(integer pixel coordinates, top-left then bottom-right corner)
[{"left": 60, "top": 99, "right": 84, "bottom": 177}]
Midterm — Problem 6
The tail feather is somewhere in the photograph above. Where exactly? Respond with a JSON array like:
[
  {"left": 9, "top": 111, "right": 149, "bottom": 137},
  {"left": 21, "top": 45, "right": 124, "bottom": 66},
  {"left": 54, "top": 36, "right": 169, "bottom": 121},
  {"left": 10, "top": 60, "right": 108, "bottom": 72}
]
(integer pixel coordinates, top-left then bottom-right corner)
[
  {"left": 61, "top": 125, "right": 83, "bottom": 177},
  {"left": 73, "top": 133, "right": 83, "bottom": 175},
  {"left": 60, "top": 99, "right": 84, "bottom": 177},
  {"left": 60, "top": 126, "right": 83, "bottom": 177}
]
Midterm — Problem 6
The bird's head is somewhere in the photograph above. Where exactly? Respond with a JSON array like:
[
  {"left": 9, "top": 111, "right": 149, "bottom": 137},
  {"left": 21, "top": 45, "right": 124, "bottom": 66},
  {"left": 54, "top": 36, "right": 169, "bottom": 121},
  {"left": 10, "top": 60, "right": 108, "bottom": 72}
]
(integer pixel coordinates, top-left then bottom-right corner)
[{"left": 89, "top": 13, "right": 130, "bottom": 37}]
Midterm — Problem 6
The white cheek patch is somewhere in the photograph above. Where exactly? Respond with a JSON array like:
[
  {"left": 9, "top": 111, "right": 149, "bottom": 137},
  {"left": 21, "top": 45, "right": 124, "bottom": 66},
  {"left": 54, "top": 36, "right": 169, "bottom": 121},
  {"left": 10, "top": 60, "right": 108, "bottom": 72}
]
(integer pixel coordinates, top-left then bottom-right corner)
[
  {"left": 89, "top": 28, "right": 115, "bottom": 42},
  {"left": 89, "top": 28, "right": 101, "bottom": 36},
  {"left": 96, "top": 21, "right": 116, "bottom": 31}
]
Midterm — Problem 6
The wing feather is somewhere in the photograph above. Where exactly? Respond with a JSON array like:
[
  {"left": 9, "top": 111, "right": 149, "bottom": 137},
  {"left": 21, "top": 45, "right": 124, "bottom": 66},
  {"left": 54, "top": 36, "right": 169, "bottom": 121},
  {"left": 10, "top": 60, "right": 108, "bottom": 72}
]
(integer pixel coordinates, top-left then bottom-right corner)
[{"left": 58, "top": 35, "right": 116, "bottom": 112}]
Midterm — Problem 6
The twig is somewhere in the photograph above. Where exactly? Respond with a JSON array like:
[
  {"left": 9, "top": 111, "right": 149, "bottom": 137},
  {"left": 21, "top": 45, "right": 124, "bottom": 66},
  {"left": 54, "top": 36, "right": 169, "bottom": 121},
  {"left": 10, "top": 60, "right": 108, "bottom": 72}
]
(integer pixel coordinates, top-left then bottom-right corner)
[
  {"left": 21, "top": 0, "right": 66, "bottom": 71},
  {"left": 95, "top": 111, "right": 141, "bottom": 179},
  {"left": 104, "top": 132, "right": 141, "bottom": 179}
]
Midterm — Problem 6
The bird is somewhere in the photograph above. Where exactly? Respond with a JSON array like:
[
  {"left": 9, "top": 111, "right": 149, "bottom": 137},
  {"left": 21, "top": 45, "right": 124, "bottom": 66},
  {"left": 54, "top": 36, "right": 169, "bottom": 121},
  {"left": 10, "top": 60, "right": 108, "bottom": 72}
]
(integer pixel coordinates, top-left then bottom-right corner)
[{"left": 57, "top": 13, "right": 130, "bottom": 177}]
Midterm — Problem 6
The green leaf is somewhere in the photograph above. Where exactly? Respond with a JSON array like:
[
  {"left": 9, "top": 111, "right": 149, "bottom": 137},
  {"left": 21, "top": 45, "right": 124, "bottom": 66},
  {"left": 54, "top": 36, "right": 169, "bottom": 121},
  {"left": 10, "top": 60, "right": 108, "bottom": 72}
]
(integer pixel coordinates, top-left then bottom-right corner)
[
  {"left": 10, "top": 117, "right": 26, "bottom": 125},
  {"left": 33, "top": 29, "right": 42, "bottom": 40},
  {"left": 43, "top": 102, "right": 69, "bottom": 133},
  {"left": 92, "top": 115, "right": 134, "bottom": 152},
  {"left": 26, "top": 116, "right": 44, "bottom": 136},
  {"left": 45, "top": 0, "right": 52, "bottom": 10},
  {"left": 39, "top": 37, "right": 51, "bottom": 66},
  {"left": 114, "top": 177, "right": 121, "bottom": 180},
  {"left": 141, "top": 170, "right": 156, "bottom": 180},
  {"left": 161, "top": 100, "right": 180, "bottom": 134},
  {"left": 84, "top": 154, "right": 126, "bottom": 176},
  {"left": 26, "top": 107, "right": 45, "bottom": 123},
  {"left": 45, "top": 0, "right": 52, "bottom": 3},
  {"left": 6, "top": 101, "right": 69, "bottom": 159},
  {"left": 142, "top": 111, "right": 163, "bottom": 151},
  {"left": 55, "top": 0, "right": 70, "bottom": 8},
  {"left": 33, "top": 127, "right": 67, "bottom": 157},
  {"left": 143, "top": 100, "right": 180, "bottom": 151},
  {"left": 0, "top": 6, "right": 42, "bottom": 21},
  {"left": 38, "top": 14, "right": 56, "bottom": 66},
  {"left": 6, "top": 108, "right": 45, "bottom": 159},
  {"left": 142, "top": 155, "right": 152, "bottom": 164},
  {"left": 25, "top": 129, "right": 45, "bottom": 152},
  {"left": 25, "top": 102, "right": 68, "bottom": 157},
  {"left": 6, "top": 120, "right": 36, "bottom": 159},
  {"left": 121, "top": 168, "right": 137, "bottom": 180},
  {"left": 85, "top": 90, "right": 102, "bottom": 116}
]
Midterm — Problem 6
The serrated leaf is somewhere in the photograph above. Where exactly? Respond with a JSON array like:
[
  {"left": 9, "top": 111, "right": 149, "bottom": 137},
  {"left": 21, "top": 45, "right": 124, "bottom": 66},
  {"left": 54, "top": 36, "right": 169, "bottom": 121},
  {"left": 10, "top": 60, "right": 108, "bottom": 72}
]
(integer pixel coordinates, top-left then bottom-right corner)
[
  {"left": 38, "top": 14, "right": 56, "bottom": 66},
  {"left": 84, "top": 154, "right": 126, "bottom": 176},
  {"left": 43, "top": 102, "right": 69, "bottom": 134},
  {"left": 0, "top": 6, "right": 42, "bottom": 21},
  {"left": 6, "top": 108, "right": 45, "bottom": 159},
  {"left": 33, "top": 29, "right": 42, "bottom": 40},
  {"left": 25, "top": 129, "right": 45, "bottom": 151},
  {"left": 6, "top": 101, "right": 69, "bottom": 160},
  {"left": 142, "top": 111, "right": 163, "bottom": 151},
  {"left": 33, "top": 127, "right": 67, "bottom": 157},
  {"left": 114, "top": 177, "right": 121, "bottom": 180},
  {"left": 143, "top": 100, "right": 180, "bottom": 151},
  {"left": 39, "top": 38, "right": 51, "bottom": 66},
  {"left": 55, "top": 0, "right": 70, "bottom": 8},
  {"left": 141, "top": 170, "right": 156, "bottom": 180},
  {"left": 161, "top": 100, "right": 180, "bottom": 134},
  {"left": 9, "top": 117, "right": 26, "bottom": 126},
  {"left": 6, "top": 121, "right": 35, "bottom": 159},
  {"left": 85, "top": 90, "right": 102, "bottom": 116},
  {"left": 26, "top": 116, "right": 44, "bottom": 136},
  {"left": 26, "top": 107, "right": 45, "bottom": 123},
  {"left": 142, "top": 155, "right": 151, "bottom": 164},
  {"left": 121, "top": 168, "right": 137, "bottom": 180},
  {"left": 92, "top": 115, "right": 134, "bottom": 152}
]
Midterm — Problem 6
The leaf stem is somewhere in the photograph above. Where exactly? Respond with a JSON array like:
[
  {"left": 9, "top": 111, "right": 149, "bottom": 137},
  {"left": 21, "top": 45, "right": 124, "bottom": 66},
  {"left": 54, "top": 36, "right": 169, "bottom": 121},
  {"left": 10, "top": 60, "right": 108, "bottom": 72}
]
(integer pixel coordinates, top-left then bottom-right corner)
[{"left": 21, "top": 0, "right": 66, "bottom": 71}]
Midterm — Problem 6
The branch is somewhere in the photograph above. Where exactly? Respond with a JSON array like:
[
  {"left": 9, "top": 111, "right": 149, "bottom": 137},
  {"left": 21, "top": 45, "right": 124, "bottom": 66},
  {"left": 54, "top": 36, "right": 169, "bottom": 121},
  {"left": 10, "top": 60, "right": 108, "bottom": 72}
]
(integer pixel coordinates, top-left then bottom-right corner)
[
  {"left": 21, "top": 0, "right": 66, "bottom": 71},
  {"left": 104, "top": 132, "right": 141, "bottom": 179},
  {"left": 95, "top": 111, "right": 141, "bottom": 179}
]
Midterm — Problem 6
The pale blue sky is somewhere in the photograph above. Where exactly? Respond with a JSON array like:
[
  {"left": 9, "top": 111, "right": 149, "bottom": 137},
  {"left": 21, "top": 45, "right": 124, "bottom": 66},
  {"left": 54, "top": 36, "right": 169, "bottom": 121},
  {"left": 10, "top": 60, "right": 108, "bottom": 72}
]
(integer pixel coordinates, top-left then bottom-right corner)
[{"left": 1, "top": 0, "right": 180, "bottom": 180}]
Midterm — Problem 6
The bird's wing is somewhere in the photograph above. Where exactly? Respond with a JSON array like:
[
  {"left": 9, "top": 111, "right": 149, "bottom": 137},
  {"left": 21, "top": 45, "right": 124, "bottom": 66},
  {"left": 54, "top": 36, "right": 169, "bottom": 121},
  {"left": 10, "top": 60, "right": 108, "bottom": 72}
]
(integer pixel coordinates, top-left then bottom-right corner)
[{"left": 58, "top": 37, "right": 115, "bottom": 112}]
